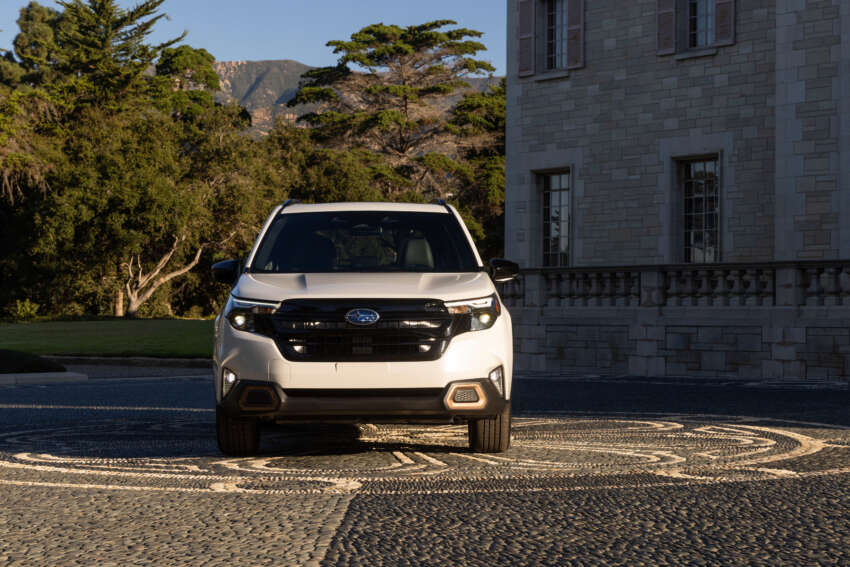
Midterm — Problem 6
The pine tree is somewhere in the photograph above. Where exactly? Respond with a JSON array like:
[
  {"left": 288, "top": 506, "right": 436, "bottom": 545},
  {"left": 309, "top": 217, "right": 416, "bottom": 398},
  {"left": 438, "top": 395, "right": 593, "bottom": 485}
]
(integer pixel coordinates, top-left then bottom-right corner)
[
  {"left": 11, "top": 2, "right": 67, "bottom": 86},
  {"left": 449, "top": 79, "right": 506, "bottom": 257},
  {"left": 290, "top": 20, "right": 494, "bottom": 199},
  {"left": 55, "top": 0, "right": 184, "bottom": 107}
]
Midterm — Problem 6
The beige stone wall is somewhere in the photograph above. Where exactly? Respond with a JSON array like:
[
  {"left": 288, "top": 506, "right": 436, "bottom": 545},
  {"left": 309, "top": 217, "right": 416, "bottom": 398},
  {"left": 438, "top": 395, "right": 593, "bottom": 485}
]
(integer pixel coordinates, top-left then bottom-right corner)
[
  {"left": 774, "top": 0, "right": 847, "bottom": 260},
  {"left": 506, "top": 0, "right": 779, "bottom": 268},
  {"left": 510, "top": 304, "right": 850, "bottom": 382},
  {"left": 502, "top": 266, "right": 850, "bottom": 382},
  {"left": 504, "top": 1, "right": 849, "bottom": 380}
]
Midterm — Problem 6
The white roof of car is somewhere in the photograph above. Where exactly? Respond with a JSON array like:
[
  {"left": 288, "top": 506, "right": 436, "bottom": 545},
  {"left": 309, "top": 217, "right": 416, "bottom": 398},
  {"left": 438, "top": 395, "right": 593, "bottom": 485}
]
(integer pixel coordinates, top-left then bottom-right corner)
[{"left": 281, "top": 201, "right": 451, "bottom": 214}]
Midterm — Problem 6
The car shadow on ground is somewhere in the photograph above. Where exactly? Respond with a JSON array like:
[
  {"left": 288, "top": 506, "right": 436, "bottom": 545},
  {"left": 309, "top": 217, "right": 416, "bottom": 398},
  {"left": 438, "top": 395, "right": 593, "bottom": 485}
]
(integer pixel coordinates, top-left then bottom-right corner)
[
  {"left": 0, "top": 415, "right": 471, "bottom": 459},
  {"left": 0, "top": 378, "right": 846, "bottom": 460},
  {"left": 259, "top": 423, "right": 471, "bottom": 457}
]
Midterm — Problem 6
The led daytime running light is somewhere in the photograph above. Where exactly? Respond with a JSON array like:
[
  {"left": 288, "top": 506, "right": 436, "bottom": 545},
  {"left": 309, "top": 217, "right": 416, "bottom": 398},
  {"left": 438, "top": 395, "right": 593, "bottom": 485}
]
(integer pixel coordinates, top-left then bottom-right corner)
[
  {"left": 445, "top": 293, "right": 500, "bottom": 332},
  {"left": 445, "top": 295, "right": 494, "bottom": 314},
  {"left": 226, "top": 297, "right": 279, "bottom": 332},
  {"left": 230, "top": 298, "right": 279, "bottom": 310}
]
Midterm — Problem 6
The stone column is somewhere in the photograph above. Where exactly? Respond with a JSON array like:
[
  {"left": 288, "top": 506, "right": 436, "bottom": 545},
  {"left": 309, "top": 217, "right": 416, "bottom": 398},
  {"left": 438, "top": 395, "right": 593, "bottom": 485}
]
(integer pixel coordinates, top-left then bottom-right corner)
[
  {"left": 775, "top": 267, "right": 803, "bottom": 306},
  {"left": 775, "top": 1, "right": 844, "bottom": 260}
]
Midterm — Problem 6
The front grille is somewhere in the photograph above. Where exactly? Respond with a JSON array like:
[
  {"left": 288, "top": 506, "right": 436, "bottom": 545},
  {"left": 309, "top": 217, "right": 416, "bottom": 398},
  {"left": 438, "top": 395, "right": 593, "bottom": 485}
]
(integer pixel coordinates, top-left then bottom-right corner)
[{"left": 267, "top": 299, "right": 454, "bottom": 362}]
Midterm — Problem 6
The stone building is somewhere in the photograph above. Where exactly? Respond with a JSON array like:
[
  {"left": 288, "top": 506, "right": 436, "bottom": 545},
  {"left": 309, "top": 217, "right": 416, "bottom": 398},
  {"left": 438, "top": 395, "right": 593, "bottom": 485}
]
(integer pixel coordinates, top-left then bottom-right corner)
[{"left": 504, "top": 0, "right": 850, "bottom": 381}]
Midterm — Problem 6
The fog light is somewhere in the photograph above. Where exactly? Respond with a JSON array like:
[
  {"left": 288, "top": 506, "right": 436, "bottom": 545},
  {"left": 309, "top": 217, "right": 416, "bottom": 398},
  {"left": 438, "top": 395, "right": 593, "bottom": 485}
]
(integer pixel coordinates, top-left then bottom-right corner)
[
  {"left": 444, "top": 382, "right": 487, "bottom": 410},
  {"left": 489, "top": 366, "right": 504, "bottom": 397},
  {"left": 418, "top": 344, "right": 431, "bottom": 352},
  {"left": 222, "top": 368, "right": 237, "bottom": 398},
  {"left": 453, "top": 387, "right": 479, "bottom": 403},
  {"left": 292, "top": 344, "right": 305, "bottom": 354}
]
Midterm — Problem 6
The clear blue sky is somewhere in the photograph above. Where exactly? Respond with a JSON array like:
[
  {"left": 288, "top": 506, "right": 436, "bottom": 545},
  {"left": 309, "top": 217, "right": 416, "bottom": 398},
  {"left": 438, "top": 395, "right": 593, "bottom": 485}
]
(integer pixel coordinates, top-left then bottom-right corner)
[{"left": 0, "top": 0, "right": 507, "bottom": 75}]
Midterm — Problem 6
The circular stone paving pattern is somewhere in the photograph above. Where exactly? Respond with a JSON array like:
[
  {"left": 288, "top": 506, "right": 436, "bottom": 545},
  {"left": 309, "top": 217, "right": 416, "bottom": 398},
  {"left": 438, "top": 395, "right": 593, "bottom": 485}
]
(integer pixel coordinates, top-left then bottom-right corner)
[{"left": 1, "top": 412, "right": 849, "bottom": 496}]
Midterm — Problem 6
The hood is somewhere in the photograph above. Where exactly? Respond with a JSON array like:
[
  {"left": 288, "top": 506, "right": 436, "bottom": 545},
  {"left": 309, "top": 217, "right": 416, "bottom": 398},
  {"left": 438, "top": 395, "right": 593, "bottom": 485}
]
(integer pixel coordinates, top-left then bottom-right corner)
[{"left": 232, "top": 272, "right": 496, "bottom": 303}]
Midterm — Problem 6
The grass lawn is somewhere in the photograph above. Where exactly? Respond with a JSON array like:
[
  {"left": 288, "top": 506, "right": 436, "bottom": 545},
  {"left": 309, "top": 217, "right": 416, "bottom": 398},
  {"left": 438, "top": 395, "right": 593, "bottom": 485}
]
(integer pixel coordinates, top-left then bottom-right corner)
[{"left": 0, "top": 319, "right": 214, "bottom": 358}]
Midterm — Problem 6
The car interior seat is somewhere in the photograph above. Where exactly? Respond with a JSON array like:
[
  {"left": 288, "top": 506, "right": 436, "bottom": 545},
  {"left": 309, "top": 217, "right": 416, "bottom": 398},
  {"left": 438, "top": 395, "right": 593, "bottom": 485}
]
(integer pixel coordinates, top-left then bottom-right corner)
[
  {"left": 400, "top": 238, "right": 434, "bottom": 270},
  {"left": 299, "top": 233, "right": 337, "bottom": 271}
]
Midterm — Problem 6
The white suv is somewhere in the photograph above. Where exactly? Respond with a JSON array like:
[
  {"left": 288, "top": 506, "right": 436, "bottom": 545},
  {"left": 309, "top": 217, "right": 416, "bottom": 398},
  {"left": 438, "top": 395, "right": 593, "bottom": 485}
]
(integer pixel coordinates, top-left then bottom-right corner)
[{"left": 211, "top": 201, "right": 518, "bottom": 456}]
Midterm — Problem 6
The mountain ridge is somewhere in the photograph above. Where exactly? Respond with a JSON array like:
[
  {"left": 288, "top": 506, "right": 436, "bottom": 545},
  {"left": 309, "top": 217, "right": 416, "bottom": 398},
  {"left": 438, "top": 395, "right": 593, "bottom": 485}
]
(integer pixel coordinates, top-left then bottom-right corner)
[{"left": 212, "top": 59, "right": 501, "bottom": 134}]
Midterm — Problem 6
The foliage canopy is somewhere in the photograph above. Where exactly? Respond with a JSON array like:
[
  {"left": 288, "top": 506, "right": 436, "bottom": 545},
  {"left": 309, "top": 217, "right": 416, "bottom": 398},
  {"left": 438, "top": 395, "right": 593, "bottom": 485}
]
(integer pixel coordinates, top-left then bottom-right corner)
[{"left": 0, "top": 6, "right": 506, "bottom": 320}]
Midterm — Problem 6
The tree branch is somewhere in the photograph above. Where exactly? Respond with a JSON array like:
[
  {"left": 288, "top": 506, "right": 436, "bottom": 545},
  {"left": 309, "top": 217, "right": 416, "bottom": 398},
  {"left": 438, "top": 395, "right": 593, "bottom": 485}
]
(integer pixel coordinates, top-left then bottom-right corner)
[
  {"left": 137, "top": 235, "right": 181, "bottom": 290},
  {"left": 132, "top": 246, "right": 203, "bottom": 309}
]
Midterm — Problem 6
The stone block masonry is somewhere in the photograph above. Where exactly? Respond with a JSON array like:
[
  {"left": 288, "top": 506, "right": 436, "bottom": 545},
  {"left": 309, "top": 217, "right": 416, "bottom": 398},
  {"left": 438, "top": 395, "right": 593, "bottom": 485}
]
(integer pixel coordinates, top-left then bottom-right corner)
[
  {"left": 503, "top": 266, "right": 850, "bottom": 382},
  {"left": 503, "top": 0, "right": 849, "bottom": 382},
  {"left": 511, "top": 304, "right": 850, "bottom": 382},
  {"left": 506, "top": 0, "right": 783, "bottom": 267},
  {"left": 506, "top": 0, "right": 848, "bottom": 269}
]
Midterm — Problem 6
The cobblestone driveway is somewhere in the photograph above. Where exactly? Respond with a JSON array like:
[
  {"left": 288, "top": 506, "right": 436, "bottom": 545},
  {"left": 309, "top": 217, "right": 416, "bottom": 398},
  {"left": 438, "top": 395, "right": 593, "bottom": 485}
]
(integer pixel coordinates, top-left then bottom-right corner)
[{"left": 0, "top": 376, "right": 848, "bottom": 565}]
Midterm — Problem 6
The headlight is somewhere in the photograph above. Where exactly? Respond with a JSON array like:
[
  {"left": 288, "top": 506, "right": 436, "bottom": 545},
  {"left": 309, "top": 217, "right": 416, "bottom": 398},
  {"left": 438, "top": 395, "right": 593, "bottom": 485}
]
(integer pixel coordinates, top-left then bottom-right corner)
[
  {"left": 225, "top": 296, "right": 279, "bottom": 333},
  {"left": 445, "top": 293, "right": 501, "bottom": 332}
]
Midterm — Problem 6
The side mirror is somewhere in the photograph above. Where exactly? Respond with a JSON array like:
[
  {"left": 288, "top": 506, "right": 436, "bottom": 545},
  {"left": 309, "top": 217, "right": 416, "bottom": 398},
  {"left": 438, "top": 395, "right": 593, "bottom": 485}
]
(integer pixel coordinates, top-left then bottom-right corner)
[
  {"left": 488, "top": 258, "right": 520, "bottom": 283},
  {"left": 211, "top": 259, "right": 240, "bottom": 285}
]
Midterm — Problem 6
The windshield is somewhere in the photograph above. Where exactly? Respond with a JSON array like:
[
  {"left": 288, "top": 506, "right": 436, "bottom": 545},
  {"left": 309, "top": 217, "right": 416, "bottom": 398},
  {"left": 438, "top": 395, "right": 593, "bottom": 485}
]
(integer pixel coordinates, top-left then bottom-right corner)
[{"left": 250, "top": 211, "right": 480, "bottom": 273}]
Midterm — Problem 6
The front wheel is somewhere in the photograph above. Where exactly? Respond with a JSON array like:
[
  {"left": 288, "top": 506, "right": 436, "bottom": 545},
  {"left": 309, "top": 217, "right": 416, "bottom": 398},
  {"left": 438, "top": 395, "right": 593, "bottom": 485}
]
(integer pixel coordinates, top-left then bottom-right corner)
[
  {"left": 216, "top": 407, "right": 260, "bottom": 457},
  {"left": 468, "top": 402, "right": 511, "bottom": 453}
]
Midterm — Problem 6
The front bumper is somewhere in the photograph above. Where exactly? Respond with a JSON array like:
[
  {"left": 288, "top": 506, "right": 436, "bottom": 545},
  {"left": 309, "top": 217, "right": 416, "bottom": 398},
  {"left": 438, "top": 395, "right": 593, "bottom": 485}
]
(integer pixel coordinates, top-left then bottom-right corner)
[
  {"left": 217, "top": 378, "right": 507, "bottom": 423},
  {"left": 213, "top": 307, "right": 514, "bottom": 401}
]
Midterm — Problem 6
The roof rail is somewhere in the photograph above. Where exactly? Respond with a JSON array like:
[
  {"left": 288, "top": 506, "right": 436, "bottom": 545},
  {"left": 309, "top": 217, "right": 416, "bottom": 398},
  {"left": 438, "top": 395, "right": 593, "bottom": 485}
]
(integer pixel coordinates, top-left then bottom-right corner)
[
  {"left": 280, "top": 198, "right": 301, "bottom": 210},
  {"left": 431, "top": 198, "right": 452, "bottom": 213}
]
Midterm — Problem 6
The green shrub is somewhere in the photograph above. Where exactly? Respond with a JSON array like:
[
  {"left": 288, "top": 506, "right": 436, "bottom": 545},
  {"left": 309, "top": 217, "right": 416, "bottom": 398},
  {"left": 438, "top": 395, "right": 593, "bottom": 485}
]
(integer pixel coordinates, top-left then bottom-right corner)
[
  {"left": 7, "top": 299, "right": 40, "bottom": 322},
  {"left": 183, "top": 305, "right": 205, "bottom": 319},
  {"left": 60, "top": 302, "right": 86, "bottom": 318}
]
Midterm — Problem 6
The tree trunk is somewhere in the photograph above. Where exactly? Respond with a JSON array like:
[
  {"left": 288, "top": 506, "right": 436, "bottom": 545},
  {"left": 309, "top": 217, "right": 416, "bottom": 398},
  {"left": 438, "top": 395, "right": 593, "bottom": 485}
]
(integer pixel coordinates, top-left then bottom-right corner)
[
  {"left": 114, "top": 287, "right": 124, "bottom": 317},
  {"left": 123, "top": 241, "right": 203, "bottom": 318},
  {"left": 126, "top": 297, "right": 143, "bottom": 318}
]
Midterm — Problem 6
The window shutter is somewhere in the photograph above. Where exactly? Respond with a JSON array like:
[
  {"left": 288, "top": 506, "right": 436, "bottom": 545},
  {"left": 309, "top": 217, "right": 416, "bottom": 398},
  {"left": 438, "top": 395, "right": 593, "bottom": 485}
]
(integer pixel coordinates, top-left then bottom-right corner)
[
  {"left": 566, "top": 0, "right": 585, "bottom": 69},
  {"left": 657, "top": 0, "right": 676, "bottom": 55},
  {"left": 518, "top": 0, "right": 535, "bottom": 77},
  {"left": 714, "top": 0, "right": 735, "bottom": 45}
]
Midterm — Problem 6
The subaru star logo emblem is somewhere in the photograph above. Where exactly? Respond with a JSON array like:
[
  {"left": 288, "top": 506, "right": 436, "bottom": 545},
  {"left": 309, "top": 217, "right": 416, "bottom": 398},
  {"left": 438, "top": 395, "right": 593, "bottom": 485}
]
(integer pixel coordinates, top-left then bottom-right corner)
[{"left": 345, "top": 308, "right": 380, "bottom": 326}]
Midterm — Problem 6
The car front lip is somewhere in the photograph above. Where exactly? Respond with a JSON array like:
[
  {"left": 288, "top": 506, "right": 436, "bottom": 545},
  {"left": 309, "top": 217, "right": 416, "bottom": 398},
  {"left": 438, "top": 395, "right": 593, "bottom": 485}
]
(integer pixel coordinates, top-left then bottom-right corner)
[{"left": 216, "top": 378, "right": 506, "bottom": 423}]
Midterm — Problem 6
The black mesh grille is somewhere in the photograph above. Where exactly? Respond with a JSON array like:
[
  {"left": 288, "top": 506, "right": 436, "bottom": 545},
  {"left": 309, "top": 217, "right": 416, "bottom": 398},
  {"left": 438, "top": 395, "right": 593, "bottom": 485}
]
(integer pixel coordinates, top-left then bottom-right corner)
[
  {"left": 453, "top": 388, "right": 479, "bottom": 403},
  {"left": 266, "top": 299, "right": 454, "bottom": 362}
]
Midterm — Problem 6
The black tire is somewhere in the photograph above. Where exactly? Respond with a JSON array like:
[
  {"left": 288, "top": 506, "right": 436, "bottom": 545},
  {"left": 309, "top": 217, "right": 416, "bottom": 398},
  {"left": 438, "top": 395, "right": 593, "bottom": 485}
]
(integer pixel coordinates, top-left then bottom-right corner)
[
  {"left": 468, "top": 402, "right": 511, "bottom": 453},
  {"left": 216, "top": 407, "right": 260, "bottom": 457}
]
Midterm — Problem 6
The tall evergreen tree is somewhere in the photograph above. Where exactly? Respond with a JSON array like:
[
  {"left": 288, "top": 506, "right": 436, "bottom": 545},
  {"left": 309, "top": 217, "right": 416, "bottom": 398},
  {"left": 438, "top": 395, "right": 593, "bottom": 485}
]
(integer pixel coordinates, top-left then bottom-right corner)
[
  {"left": 55, "top": 0, "right": 184, "bottom": 108},
  {"left": 290, "top": 20, "right": 494, "bottom": 199},
  {"left": 12, "top": 2, "right": 68, "bottom": 86},
  {"left": 449, "top": 79, "right": 506, "bottom": 257},
  {"left": 1, "top": 1, "right": 282, "bottom": 317}
]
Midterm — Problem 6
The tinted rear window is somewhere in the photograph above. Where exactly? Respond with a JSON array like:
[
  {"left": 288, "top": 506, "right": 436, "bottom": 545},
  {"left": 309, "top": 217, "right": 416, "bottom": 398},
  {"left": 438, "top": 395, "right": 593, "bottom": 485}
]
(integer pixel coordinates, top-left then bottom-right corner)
[{"left": 250, "top": 211, "right": 480, "bottom": 273}]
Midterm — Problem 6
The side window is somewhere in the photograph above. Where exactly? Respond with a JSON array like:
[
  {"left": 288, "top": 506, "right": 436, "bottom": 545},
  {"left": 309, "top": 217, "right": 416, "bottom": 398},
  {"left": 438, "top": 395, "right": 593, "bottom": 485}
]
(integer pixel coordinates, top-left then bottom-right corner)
[
  {"left": 679, "top": 157, "right": 720, "bottom": 263},
  {"left": 541, "top": 171, "right": 571, "bottom": 267},
  {"left": 545, "top": 0, "right": 568, "bottom": 71},
  {"left": 657, "top": 0, "right": 734, "bottom": 56},
  {"left": 517, "top": 0, "right": 584, "bottom": 77},
  {"left": 686, "top": 0, "right": 715, "bottom": 49}
]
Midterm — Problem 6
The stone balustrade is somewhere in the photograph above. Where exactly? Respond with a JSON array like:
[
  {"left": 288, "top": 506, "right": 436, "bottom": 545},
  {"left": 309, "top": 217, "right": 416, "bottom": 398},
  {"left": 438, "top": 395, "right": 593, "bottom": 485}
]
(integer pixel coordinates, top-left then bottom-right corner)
[
  {"left": 661, "top": 267, "right": 775, "bottom": 307},
  {"left": 501, "top": 261, "right": 850, "bottom": 382},
  {"left": 537, "top": 270, "right": 641, "bottom": 308},
  {"left": 802, "top": 266, "right": 850, "bottom": 306},
  {"left": 498, "top": 261, "right": 850, "bottom": 309}
]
